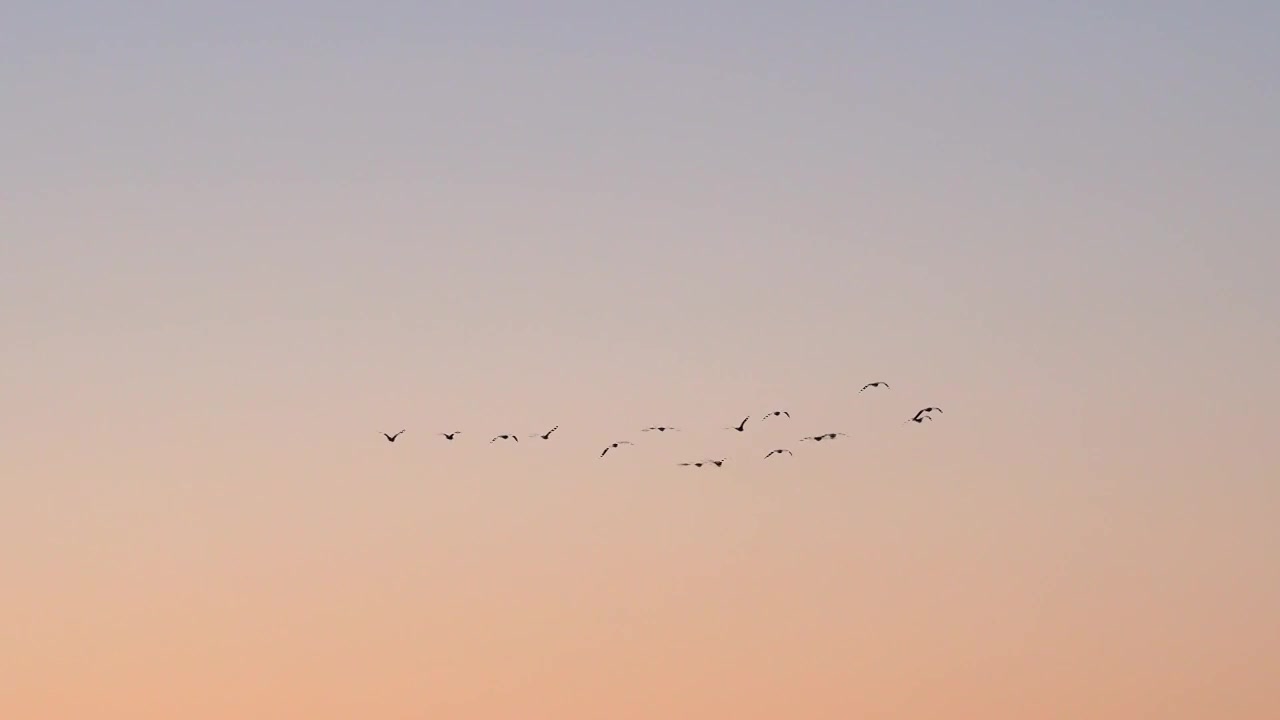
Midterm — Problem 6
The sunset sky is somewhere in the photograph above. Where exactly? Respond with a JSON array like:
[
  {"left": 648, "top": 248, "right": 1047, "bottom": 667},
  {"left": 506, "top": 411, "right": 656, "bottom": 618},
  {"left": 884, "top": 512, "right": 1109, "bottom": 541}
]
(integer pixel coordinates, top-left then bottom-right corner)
[{"left": 3, "top": 2, "right": 1278, "bottom": 718}]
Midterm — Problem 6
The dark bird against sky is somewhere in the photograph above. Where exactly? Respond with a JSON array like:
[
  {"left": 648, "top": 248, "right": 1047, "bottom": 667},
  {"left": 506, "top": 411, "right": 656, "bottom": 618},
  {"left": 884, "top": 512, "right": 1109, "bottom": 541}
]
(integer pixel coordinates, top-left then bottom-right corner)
[
  {"left": 725, "top": 416, "right": 750, "bottom": 432},
  {"left": 382, "top": 430, "right": 405, "bottom": 442},
  {"left": 860, "top": 382, "right": 889, "bottom": 392},
  {"left": 491, "top": 434, "right": 519, "bottom": 443},
  {"left": 601, "top": 441, "right": 633, "bottom": 457},
  {"left": 801, "top": 432, "right": 848, "bottom": 442}
]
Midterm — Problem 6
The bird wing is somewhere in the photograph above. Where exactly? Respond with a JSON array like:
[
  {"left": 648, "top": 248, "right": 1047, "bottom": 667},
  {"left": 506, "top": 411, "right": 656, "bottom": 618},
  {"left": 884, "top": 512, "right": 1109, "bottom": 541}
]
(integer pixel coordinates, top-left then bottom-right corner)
[{"left": 601, "top": 447, "right": 609, "bottom": 456}]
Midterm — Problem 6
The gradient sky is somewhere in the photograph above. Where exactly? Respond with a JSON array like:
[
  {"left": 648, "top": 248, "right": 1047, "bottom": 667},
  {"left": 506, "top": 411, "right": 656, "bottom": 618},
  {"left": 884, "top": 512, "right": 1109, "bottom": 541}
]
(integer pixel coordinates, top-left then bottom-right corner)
[{"left": 3, "top": 2, "right": 1278, "bottom": 718}]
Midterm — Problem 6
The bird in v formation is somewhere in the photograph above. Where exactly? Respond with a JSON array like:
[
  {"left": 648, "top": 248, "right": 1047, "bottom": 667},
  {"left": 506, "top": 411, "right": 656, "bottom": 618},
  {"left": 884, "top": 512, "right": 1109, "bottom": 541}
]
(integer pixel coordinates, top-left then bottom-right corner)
[{"left": 382, "top": 382, "right": 942, "bottom": 462}]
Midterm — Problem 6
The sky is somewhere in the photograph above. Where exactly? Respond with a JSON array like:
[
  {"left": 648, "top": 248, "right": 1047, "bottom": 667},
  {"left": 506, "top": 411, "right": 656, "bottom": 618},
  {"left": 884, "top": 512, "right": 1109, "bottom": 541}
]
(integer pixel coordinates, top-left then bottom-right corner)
[{"left": 2, "top": 2, "right": 1278, "bottom": 718}]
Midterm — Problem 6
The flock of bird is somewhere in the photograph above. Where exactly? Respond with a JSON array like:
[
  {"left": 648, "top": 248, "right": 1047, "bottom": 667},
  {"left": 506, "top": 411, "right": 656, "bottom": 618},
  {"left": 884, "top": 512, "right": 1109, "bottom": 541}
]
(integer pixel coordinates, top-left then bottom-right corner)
[{"left": 378, "top": 382, "right": 943, "bottom": 466}]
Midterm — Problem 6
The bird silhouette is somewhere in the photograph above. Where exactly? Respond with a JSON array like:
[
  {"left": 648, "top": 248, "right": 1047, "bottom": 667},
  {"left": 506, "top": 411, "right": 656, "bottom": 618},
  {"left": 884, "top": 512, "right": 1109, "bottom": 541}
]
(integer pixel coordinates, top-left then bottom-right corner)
[
  {"left": 860, "top": 382, "right": 889, "bottom": 392},
  {"left": 801, "top": 432, "right": 848, "bottom": 442},
  {"left": 491, "top": 434, "right": 519, "bottom": 443},
  {"left": 725, "top": 416, "right": 749, "bottom": 432},
  {"left": 761, "top": 410, "right": 790, "bottom": 420},
  {"left": 600, "top": 441, "right": 633, "bottom": 457},
  {"left": 530, "top": 426, "right": 559, "bottom": 440},
  {"left": 913, "top": 407, "right": 943, "bottom": 419},
  {"left": 642, "top": 426, "right": 680, "bottom": 432},
  {"left": 764, "top": 449, "right": 793, "bottom": 458},
  {"left": 906, "top": 415, "right": 933, "bottom": 424},
  {"left": 439, "top": 432, "right": 461, "bottom": 440},
  {"left": 705, "top": 458, "right": 726, "bottom": 467},
  {"left": 382, "top": 430, "right": 405, "bottom": 442}
]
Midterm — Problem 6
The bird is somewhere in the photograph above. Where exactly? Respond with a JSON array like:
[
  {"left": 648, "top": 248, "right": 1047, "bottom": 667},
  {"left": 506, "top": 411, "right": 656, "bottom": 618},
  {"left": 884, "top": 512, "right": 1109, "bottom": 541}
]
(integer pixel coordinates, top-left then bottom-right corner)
[
  {"left": 705, "top": 458, "right": 726, "bottom": 467},
  {"left": 677, "top": 461, "right": 705, "bottom": 468},
  {"left": 860, "top": 382, "right": 889, "bottom": 392},
  {"left": 530, "top": 426, "right": 559, "bottom": 440},
  {"left": 725, "top": 416, "right": 750, "bottom": 432},
  {"left": 801, "top": 432, "right": 848, "bottom": 442},
  {"left": 906, "top": 415, "right": 933, "bottom": 424},
  {"left": 761, "top": 410, "right": 790, "bottom": 420},
  {"left": 438, "top": 432, "right": 461, "bottom": 440},
  {"left": 382, "top": 430, "right": 405, "bottom": 442},
  {"left": 764, "top": 449, "right": 793, "bottom": 458},
  {"left": 601, "top": 441, "right": 633, "bottom": 457},
  {"left": 642, "top": 426, "right": 680, "bottom": 432},
  {"left": 911, "top": 407, "right": 942, "bottom": 422},
  {"left": 491, "top": 434, "right": 519, "bottom": 443}
]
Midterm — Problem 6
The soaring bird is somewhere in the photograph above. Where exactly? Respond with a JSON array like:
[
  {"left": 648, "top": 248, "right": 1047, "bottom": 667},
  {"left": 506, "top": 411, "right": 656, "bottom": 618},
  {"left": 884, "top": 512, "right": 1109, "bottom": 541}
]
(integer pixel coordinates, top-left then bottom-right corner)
[
  {"left": 914, "top": 407, "right": 943, "bottom": 419},
  {"left": 801, "top": 432, "right": 848, "bottom": 442},
  {"left": 600, "top": 441, "right": 633, "bottom": 457},
  {"left": 439, "top": 432, "right": 461, "bottom": 440},
  {"left": 860, "top": 382, "right": 889, "bottom": 392},
  {"left": 642, "top": 426, "right": 680, "bottom": 433},
  {"left": 764, "top": 449, "right": 793, "bottom": 458},
  {"left": 705, "top": 458, "right": 726, "bottom": 467},
  {"left": 761, "top": 410, "right": 790, "bottom": 420},
  {"left": 530, "top": 426, "right": 559, "bottom": 440},
  {"left": 491, "top": 434, "right": 519, "bottom": 443},
  {"left": 382, "top": 430, "right": 405, "bottom": 442},
  {"left": 725, "top": 416, "right": 750, "bottom": 432}
]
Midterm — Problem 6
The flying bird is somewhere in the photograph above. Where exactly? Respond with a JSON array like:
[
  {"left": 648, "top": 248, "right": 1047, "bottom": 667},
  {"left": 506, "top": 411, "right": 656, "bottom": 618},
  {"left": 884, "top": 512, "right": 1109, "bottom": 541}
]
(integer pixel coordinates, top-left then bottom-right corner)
[
  {"left": 382, "top": 430, "right": 405, "bottom": 442},
  {"left": 600, "top": 441, "right": 633, "bottom": 457},
  {"left": 761, "top": 410, "right": 790, "bottom": 420},
  {"left": 642, "top": 426, "right": 680, "bottom": 432},
  {"left": 911, "top": 407, "right": 942, "bottom": 422},
  {"left": 438, "top": 432, "right": 461, "bottom": 440},
  {"left": 705, "top": 458, "right": 726, "bottom": 467},
  {"left": 801, "top": 432, "right": 848, "bottom": 442},
  {"left": 491, "top": 434, "right": 519, "bottom": 443},
  {"left": 530, "top": 426, "right": 559, "bottom": 440},
  {"left": 860, "top": 382, "right": 889, "bottom": 392},
  {"left": 906, "top": 415, "right": 933, "bottom": 424},
  {"left": 764, "top": 449, "right": 793, "bottom": 458},
  {"left": 725, "top": 416, "right": 750, "bottom": 432}
]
